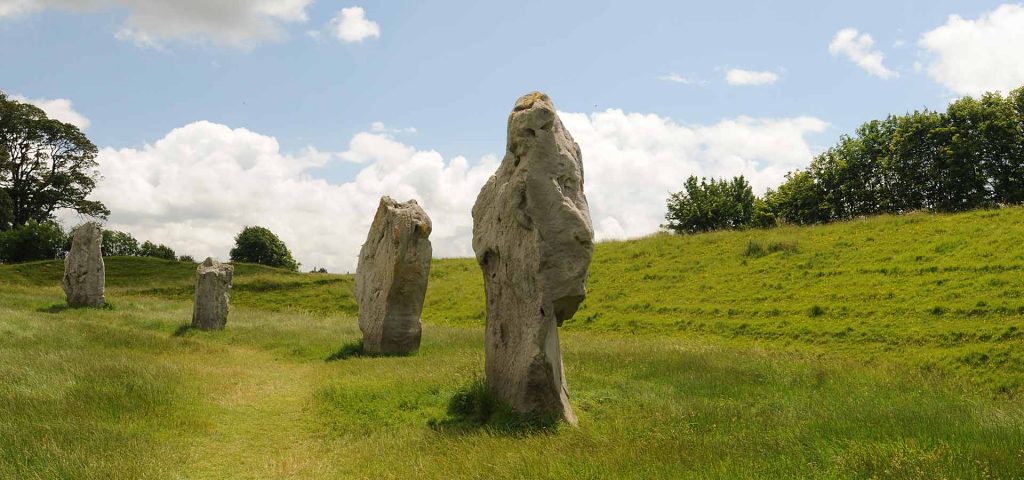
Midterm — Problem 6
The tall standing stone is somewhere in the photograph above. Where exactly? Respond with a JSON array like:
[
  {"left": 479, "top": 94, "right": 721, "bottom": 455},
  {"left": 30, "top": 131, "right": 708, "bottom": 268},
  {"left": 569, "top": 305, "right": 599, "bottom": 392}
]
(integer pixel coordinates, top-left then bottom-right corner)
[
  {"left": 471, "top": 92, "right": 594, "bottom": 425},
  {"left": 191, "top": 258, "right": 234, "bottom": 330},
  {"left": 63, "top": 222, "right": 105, "bottom": 307},
  {"left": 355, "top": 197, "right": 433, "bottom": 355}
]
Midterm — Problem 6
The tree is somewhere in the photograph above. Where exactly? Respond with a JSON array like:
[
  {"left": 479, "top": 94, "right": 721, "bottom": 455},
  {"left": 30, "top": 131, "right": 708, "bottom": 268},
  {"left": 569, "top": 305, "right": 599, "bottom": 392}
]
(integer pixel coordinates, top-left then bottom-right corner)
[
  {"left": 230, "top": 226, "right": 298, "bottom": 271},
  {"left": 0, "top": 220, "right": 66, "bottom": 263},
  {"left": 102, "top": 230, "right": 140, "bottom": 257},
  {"left": 665, "top": 175, "right": 756, "bottom": 234},
  {"left": 763, "top": 170, "right": 829, "bottom": 225},
  {"left": 0, "top": 92, "right": 108, "bottom": 229},
  {"left": 139, "top": 240, "right": 176, "bottom": 261}
]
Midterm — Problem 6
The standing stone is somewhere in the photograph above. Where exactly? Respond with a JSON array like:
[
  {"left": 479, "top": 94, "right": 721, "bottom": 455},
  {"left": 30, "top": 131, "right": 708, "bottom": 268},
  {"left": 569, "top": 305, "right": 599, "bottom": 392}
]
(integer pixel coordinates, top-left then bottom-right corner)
[
  {"left": 191, "top": 258, "right": 234, "bottom": 330},
  {"left": 355, "top": 197, "right": 433, "bottom": 355},
  {"left": 471, "top": 92, "right": 594, "bottom": 425},
  {"left": 63, "top": 222, "right": 105, "bottom": 307}
]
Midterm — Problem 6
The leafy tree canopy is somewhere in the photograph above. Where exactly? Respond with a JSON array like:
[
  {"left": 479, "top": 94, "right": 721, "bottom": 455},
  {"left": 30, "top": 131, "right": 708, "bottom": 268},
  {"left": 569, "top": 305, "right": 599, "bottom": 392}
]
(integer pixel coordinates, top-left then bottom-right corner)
[
  {"left": 665, "top": 175, "right": 756, "bottom": 234},
  {"left": 0, "top": 92, "right": 108, "bottom": 229},
  {"left": 0, "top": 220, "right": 65, "bottom": 263},
  {"left": 230, "top": 225, "right": 299, "bottom": 271}
]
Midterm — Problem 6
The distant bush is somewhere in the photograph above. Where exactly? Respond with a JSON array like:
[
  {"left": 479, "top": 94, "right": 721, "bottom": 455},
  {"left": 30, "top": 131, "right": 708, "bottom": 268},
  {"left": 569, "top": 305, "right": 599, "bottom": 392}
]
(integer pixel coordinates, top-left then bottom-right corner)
[
  {"left": 665, "top": 176, "right": 756, "bottom": 234},
  {"left": 230, "top": 226, "right": 299, "bottom": 271},
  {"left": 0, "top": 220, "right": 66, "bottom": 263},
  {"left": 178, "top": 255, "right": 196, "bottom": 263},
  {"left": 140, "top": 240, "right": 176, "bottom": 261},
  {"left": 102, "top": 230, "right": 140, "bottom": 257}
]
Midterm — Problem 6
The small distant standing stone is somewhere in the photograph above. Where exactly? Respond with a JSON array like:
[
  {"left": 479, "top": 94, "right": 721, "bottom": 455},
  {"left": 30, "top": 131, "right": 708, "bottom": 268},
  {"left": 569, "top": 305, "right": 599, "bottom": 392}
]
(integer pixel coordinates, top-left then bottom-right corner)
[
  {"left": 355, "top": 196, "right": 433, "bottom": 355},
  {"left": 191, "top": 257, "right": 234, "bottom": 330},
  {"left": 63, "top": 222, "right": 105, "bottom": 307}
]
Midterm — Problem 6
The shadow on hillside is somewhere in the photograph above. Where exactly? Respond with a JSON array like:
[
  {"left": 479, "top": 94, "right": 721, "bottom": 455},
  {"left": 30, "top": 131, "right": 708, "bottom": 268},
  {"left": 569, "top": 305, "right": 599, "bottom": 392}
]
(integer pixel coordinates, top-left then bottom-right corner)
[
  {"left": 427, "top": 379, "right": 561, "bottom": 437},
  {"left": 324, "top": 340, "right": 418, "bottom": 361}
]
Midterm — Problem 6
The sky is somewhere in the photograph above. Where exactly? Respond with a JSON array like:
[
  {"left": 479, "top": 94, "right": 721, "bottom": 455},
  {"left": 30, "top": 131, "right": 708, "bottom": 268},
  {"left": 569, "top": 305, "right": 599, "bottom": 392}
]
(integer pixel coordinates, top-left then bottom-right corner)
[{"left": 2, "top": 0, "right": 1023, "bottom": 272}]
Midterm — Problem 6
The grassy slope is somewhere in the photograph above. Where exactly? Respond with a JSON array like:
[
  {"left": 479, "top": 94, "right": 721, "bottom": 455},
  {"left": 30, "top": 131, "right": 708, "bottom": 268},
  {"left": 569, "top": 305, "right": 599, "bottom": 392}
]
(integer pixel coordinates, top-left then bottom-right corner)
[{"left": 1, "top": 208, "right": 1023, "bottom": 478}]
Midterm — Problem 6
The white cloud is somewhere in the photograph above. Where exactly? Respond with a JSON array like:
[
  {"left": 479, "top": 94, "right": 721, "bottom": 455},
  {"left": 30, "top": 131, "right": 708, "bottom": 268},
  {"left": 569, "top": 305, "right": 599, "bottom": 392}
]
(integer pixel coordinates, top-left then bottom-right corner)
[
  {"left": 0, "top": 0, "right": 36, "bottom": 18},
  {"left": 370, "top": 121, "right": 416, "bottom": 134},
  {"left": 725, "top": 69, "right": 779, "bottom": 86},
  {"left": 919, "top": 4, "right": 1024, "bottom": 96},
  {"left": 0, "top": 0, "right": 313, "bottom": 48},
  {"left": 68, "top": 121, "right": 495, "bottom": 272},
  {"left": 657, "top": 73, "right": 704, "bottom": 85},
  {"left": 829, "top": 28, "right": 899, "bottom": 79},
  {"left": 560, "top": 110, "right": 828, "bottom": 240},
  {"left": 12, "top": 95, "right": 91, "bottom": 129},
  {"left": 330, "top": 6, "right": 379, "bottom": 43},
  {"left": 71, "top": 110, "right": 826, "bottom": 272}
]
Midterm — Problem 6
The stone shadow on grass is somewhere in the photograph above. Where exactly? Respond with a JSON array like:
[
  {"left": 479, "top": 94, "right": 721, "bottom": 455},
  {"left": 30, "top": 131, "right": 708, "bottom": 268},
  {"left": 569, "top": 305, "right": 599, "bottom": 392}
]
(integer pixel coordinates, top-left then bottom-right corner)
[
  {"left": 37, "top": 303, "right": 72, "bottom": 314},
  {"left": 37, "top": 302, "right": 113, "bottom": 314},
  {"left": 172, "top": 324, "right": 196, "bottom": 337},
  {"left": 427, "top": 379, "right": 561, "bottom": 437},
  {"left": 324, "top": 339, "right": 417, "bottom": 362}
]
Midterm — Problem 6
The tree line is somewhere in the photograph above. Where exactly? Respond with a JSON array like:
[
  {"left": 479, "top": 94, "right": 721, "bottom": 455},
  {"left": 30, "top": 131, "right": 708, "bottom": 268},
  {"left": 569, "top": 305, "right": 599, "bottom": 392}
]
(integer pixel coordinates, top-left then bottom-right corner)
[
  {"left": 0, "top": 219, "right": 300, "bottom": 271},
  {"left": 666, "top": 87, "right": 1024, "bottom": 233},
  {"left": 0, "top": 222, "right": 187, "bottom": 264}
]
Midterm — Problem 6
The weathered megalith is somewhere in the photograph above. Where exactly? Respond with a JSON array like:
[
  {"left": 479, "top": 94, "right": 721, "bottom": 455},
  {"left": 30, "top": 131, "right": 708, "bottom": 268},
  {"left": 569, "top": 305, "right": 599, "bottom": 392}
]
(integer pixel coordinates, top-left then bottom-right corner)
[
  {"left": 63, "top": 222, "right": 105, "bottom": 307},
  {"left": 471, "top": 92, "right": 594, "bottom": 424},
  {"left": 355, "top": 197, "right": 433, "bottom": 355},
  {"left": 191, "top": 258, "right": 234, "bottom": 330}
]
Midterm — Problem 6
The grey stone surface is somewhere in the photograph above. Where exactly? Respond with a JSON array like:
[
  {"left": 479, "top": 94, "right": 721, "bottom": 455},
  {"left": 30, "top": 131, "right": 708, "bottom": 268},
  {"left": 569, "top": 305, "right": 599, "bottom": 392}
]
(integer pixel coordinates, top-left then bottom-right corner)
[
  {"left": 191, "top": 257, "right": 233, "bottom": 330},
  {"left": 63, "top": 222, "right": 105, "bottom": 307},
  {"left": 471, "top": 91, "right": 594, "bottom": 425},
  {"left": 355, "top": 197, "right": 433, "bottom": 355}
]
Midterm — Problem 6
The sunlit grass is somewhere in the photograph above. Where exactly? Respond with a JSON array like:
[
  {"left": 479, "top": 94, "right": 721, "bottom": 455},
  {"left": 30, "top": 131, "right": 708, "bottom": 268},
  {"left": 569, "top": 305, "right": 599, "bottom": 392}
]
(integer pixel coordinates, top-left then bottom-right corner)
[{"left": 2, "top": 207, "right": 1024, "bottom": 478}]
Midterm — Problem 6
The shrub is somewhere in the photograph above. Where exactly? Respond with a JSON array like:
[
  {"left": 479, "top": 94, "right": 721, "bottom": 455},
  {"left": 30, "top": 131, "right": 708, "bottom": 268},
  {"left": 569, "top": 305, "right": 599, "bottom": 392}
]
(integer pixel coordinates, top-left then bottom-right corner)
[
  {"left": 229, "top": 226, "right": 299, "bottom": 271},
  {"left": 139, "top": 240, "right": 176, "bottom": 261},
  {"left": 178, "top": 255, "right": 195, "bottom": 263},
  {"left": 0, "top": 220, "right": 66, "bottom": 263},
  {"left": 102, "top": 230, "right": 140, "bottom": 257},
  {"left": 665, "top": 176, "right": 757, "bottom": 234}
]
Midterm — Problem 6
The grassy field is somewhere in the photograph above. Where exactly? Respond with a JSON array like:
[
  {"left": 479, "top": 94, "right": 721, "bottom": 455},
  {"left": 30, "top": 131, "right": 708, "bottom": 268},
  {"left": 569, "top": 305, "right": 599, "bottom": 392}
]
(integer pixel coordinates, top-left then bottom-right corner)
[{"left": 2, "top": 208, "right": 1024, "bottom": 478}]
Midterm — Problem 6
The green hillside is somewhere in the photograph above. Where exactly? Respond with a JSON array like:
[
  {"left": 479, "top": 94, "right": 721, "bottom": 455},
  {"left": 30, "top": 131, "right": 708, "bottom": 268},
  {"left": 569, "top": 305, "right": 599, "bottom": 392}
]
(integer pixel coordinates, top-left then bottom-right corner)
[{"left": 2, "top": 208, "right": 1023, "bottom": 478}]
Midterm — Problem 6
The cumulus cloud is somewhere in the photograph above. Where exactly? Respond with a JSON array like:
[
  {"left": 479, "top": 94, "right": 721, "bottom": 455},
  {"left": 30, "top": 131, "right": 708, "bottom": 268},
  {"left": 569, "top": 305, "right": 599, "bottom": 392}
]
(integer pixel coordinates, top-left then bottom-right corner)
[
  {"left": 919, "top": 4, "right": 1024, "bottom": 96},
  {"left": 71, "top": 110, "right": 827, "bottom": 272},
  {"left": 330, "top": 6, "right": 379, "bottom": 43},
  {"left": 66, "top": 121, "right": 495, "bottom": 272},
  {"left": 12, "top": 95, "right": 91, "bottom": 129},
  {"left": 829, "top": 28, "right": 899, "bottom": 79},
  {"left": 0, "top": 0, "right": 313, "bottom": 48},
  {"left": 725, "top": 69, "right": 780, "bottom": 86},
  {"left": 560, "top": 111, "right": 828, "bottom": 240}
]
